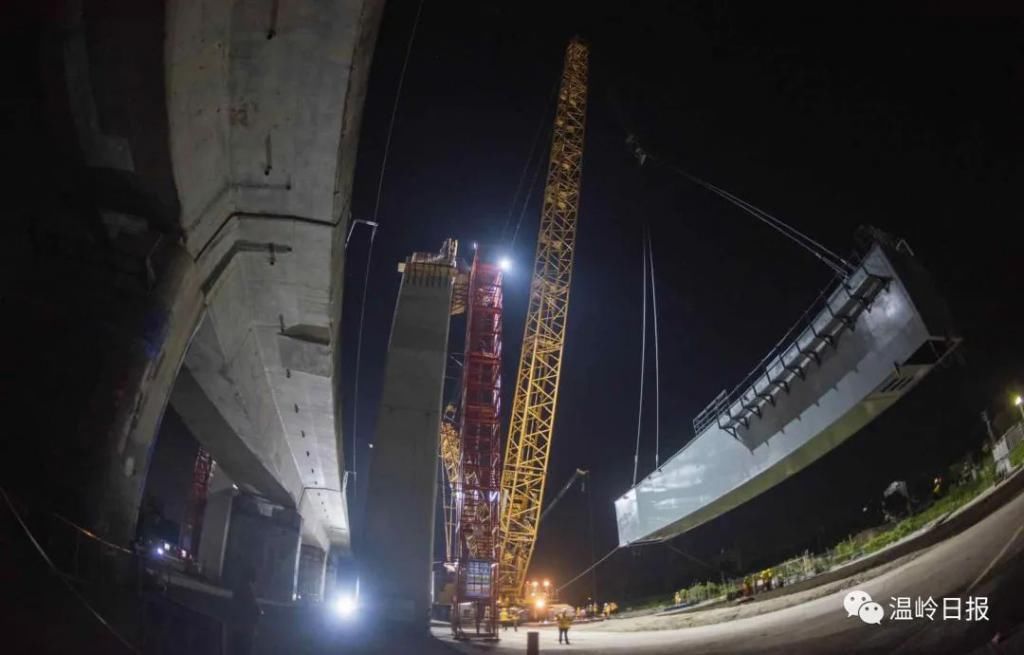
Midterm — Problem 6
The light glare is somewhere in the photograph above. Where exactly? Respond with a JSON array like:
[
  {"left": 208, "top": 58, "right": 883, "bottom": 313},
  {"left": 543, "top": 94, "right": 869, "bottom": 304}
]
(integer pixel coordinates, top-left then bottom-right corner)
[
  {"left": 333, "top": 595, "right": 357, "bottom": 618},
  {"left": 499, "top": 257, "right": 512, "bottom": 272}
]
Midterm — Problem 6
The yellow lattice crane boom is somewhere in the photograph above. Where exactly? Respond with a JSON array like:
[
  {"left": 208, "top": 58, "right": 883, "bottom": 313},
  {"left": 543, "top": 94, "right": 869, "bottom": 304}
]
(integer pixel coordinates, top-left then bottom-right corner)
[
  {"left": 498, "top": 37, "right": 589, "bottom": 602},
  {"left": 439, "top": 404, "right": 460, "bottom": 561}
]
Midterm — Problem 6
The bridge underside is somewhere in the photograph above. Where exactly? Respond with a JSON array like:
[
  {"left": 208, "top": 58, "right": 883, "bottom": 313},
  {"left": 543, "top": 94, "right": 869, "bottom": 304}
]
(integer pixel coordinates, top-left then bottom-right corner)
[
  {"left": 4, "top": 0, "right": 384, "bottom": 585},
  {"left": 616, "top": 242, "right": 960, "bottom": 545}
]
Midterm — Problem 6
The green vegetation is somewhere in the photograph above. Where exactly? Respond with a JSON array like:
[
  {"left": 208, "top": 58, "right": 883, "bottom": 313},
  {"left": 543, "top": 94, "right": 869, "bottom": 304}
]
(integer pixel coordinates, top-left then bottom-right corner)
[
  {"left": 861, "top": 461, "right": 995, "bottom": 554},
  {"left": 670, "top": 459, "right": 1004, "bottom": 609},
  {"left": 1009, "top": 440, "right": 1024, "bottom": 468}
]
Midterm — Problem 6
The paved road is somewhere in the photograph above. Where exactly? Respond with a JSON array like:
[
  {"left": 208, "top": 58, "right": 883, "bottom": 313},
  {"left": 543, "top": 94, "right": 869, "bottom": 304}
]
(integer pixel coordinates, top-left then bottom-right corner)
[{"left": 434, "top": 484, "right": 1024, "bottom": 654}]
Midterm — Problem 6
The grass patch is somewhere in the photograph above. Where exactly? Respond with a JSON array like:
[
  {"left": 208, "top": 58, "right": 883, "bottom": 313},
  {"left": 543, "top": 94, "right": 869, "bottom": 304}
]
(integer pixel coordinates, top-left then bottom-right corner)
[
  {"left": 1009, "top": 440, "right": 1024, "bottom": 468},
  {"left": 657, "top": 460, "right": 1005, "bottom": 610},
  {"left": 861, "top": 462, "right": 995, "bottom": 555}
]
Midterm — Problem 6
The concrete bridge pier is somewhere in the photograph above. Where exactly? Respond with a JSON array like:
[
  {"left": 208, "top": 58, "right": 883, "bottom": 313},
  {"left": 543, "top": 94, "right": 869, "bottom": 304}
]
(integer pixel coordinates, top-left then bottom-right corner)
[{"left": 361, "top": 246, "right": 458, "bottom": 627}]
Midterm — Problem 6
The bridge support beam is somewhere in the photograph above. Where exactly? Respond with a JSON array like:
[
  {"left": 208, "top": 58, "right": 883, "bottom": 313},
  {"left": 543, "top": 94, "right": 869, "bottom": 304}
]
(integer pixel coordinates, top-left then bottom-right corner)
[{"left": 361, "top": 249, "right": 456, "bottom": 627}]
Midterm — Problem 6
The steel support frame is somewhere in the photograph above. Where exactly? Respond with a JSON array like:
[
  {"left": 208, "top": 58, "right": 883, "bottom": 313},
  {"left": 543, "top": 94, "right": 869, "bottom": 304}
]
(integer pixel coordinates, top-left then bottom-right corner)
[{"left": 453, "top": 255, "right": 503, "bottom": 639}]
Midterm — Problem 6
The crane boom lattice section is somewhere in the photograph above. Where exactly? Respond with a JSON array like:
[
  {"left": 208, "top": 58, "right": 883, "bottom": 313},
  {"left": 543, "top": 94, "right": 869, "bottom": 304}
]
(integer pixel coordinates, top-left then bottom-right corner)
[{"left": 499, "top": 38, "right": 588, "bottom": 601}]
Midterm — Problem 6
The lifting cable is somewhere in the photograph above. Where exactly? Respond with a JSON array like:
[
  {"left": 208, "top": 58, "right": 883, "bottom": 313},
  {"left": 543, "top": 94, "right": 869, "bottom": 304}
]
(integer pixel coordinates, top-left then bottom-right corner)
[
  {"left": 501, "top": 80, "right": 559, "bottom": 248},
  {"left": 647, "top": 228, "right": 662, "bottom": 469},
  {"left": 664, "top": 161, "right": 852, "bottom": 278},
  {"left": 633, "top": 223, "right": 664, "bottom": 483},
  {"left": 557, "top": 545, "right": 621, "bottom": 595},
  {"left": 631, "top": 224, "right": 648, "bottom": 487},
  {"left": 619, "top": 118, "right": 853, "bottom": 277},
  {"left": 350, "top": 0, "right": 425, "bottom": 504}
]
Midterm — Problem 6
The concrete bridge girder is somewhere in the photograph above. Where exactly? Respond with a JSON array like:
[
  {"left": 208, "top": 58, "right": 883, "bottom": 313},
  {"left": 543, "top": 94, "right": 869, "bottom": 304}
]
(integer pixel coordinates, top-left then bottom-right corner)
[
  {"left": 160, "top": 0, "right": 383, "bottom": 554},
  {"left": 10, "top": 0, "right": 380, "bottom": 560}
]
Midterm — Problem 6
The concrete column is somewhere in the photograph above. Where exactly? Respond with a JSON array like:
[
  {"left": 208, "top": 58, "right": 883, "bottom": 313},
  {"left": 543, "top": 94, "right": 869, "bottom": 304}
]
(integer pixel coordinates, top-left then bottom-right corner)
[
  {"left": 198, "top": 488, "right": 234, "bottom": 582},
  {"left": 361, "top": 257, "right": 455, "bottom": 626},
  {"left": 297, "top": 543, "right": 328, "bottom": 601},
  {"left": 222, "top": 494, "right": 302, "bottom": 603}
]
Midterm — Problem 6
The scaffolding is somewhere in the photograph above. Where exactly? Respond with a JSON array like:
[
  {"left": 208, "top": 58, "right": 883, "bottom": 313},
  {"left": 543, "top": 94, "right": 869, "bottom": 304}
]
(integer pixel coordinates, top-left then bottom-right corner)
[{"left": 452, "top": 253, "right": 504, "bottom": 639}]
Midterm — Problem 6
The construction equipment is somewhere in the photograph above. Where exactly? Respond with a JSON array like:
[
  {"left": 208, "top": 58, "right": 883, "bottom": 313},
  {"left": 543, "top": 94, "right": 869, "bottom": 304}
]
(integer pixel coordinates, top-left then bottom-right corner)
[
  {"left": 538, "top": 468, "right": 588, "bottom": 526},
  {"left": 451, "top": 252, "right": 505, "bottom": 639},
  {"left": 498, "top": 37, "right": 589, "bottom": 603},
  {"left": 439, "top": 403, "right": 460, "bottom": 562},
  {"left": 179, "top": 446, "right": 213, "bottom": 555}
]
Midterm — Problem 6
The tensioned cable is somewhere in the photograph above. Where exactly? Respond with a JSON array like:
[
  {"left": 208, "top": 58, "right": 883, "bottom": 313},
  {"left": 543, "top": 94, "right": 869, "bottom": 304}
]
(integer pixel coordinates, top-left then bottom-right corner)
[
  {"left": 648, "top": 228, "right": 661, "bottom": 469},
  {"left": 508, "top": 119, "right": 554, "bottom": 251},
  {"left": 556, "top": 545, "right": 621, "bottom": 594},
  {"left": 587, "top": 472, "right": 598, "bottom": 601},
  {"left": 501, "top": 80, "right": 559, "bottom": 245},
  {"left": 610, "top": 80, "right": 849, "bottom": 274},
  {"left": 632, "top": 224, "right": 648, "bottom": 486},
  {"left": 351, "top": 0, "right": 425, "bottom": 504},
  {"left": 662, "top": 540, "right": 715, "bottom": 572},
  {"left": 663, "top": 161, "right": 851, "bottom": 277},
  {"left": 371, "top": 0, "right": 425, "bottom": 223},
  {"left": 1, "top": 488, "right": 139, "bottom": 653},
  {"left": 617, "top": 118, "right": 851, "bottom": 277}
]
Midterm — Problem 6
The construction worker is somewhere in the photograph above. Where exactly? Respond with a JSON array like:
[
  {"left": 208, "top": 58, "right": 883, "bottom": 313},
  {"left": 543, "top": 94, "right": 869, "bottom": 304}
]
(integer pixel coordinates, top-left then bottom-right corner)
[
  {"left": 557, "top": 610, "right": 573, "bottom": 644},
  {"left": 674, "top": 591, "right": 682, "bottom": 606},
  {"left": 602, "top": 602, "right": 609, "bottom": 618},
  {"left": 499, "top": 606, "right": 510, "bottom": 631}
]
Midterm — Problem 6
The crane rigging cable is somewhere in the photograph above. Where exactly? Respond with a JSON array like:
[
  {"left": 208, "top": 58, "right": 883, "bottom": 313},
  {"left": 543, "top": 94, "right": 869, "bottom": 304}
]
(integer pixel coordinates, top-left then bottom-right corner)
[
  {"left": 557, "top": 545, "right": 621, "bottom": 594},
  {"left": 632, "top": 224, "right": 648, "bottom": 487},
  {"left": 501, "top": 80, "right": 560, "bottom": 247},
  {"left": 648, "top": 228, "right": 662, "bottom": 469},
  {"left": 538, "top": 468, "right": 588, "bottom": 525},
  {"left": 632, "top": 223, "right": 665, "bottom": 483},
  {"left": 350, "top": 0, "right": 425, "bottom": 506},
  {"left": 625, "top": 133, "right": 853, "bottom": 278}
]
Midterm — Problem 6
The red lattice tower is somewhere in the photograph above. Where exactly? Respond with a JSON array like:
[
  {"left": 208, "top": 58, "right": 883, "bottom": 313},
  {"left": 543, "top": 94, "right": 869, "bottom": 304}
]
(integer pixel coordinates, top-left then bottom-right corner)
[
  {"left": 180, "top": 447, "right": 213, "bottom": 555},
  {"left": 452, "top": 253, "right": 504, "bottom": 637}
]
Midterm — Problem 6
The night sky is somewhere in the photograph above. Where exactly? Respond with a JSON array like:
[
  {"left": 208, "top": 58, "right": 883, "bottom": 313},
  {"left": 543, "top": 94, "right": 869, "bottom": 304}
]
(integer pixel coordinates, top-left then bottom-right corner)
[{"left": 342, "top": 2, "right": 1024, "bottom": 604}]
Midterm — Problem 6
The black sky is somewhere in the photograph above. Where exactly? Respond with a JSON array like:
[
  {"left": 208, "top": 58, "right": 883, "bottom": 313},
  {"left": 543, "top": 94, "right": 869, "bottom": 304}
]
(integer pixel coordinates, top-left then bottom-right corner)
[{"left": 343, "top": 2, "right": 1024, "bottom": 604}]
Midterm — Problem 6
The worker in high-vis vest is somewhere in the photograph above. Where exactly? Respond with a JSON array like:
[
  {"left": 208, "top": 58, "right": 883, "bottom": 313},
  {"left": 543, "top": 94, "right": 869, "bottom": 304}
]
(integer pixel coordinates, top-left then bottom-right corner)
[{"left": 557, "top": 610, "right": 573, "bottom": 645}]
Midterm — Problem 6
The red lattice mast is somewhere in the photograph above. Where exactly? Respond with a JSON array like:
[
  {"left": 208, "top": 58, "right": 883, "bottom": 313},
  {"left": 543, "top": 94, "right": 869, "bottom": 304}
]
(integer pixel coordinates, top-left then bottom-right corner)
[
  {"left": 452, "top": 252, "right": 504, "bottom": 637},
  {"left": 180, "top": 447, "right": 213, "bottom": 555}
]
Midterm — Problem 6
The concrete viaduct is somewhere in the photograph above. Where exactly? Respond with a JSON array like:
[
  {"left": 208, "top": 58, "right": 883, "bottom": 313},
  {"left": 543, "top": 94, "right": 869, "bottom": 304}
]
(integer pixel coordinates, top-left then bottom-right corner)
[{"left": 6, "top": 0, "right": 384, "bottom": 601}]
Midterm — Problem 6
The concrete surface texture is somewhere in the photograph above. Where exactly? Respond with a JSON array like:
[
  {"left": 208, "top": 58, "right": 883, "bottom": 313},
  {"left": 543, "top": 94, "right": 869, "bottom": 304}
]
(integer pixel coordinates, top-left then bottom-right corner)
[
  {"left": 436, "top": 483, "right": 1024, "bottom": 654},
  {"left": 5, "top": 0, "right": 384, "bottom": 553},
  {"left": 361, "top": 256, "right": 457, "bottom": 626},
  {"left": 160, "top": 0, "right": 385, "bottom": 556}
]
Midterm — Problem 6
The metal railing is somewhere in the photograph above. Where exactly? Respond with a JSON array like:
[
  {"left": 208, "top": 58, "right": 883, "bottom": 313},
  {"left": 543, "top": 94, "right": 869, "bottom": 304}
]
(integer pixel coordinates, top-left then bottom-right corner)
[{"left": 692, "top": 250, "right": 890, "bottom": 438}]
